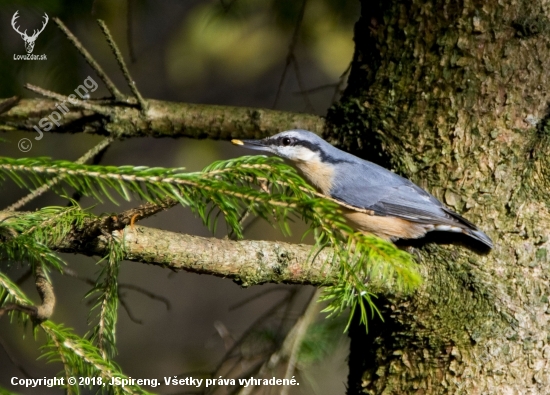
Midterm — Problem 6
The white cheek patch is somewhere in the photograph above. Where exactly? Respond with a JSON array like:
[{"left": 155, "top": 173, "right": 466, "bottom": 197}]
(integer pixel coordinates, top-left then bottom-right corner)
[{"left": 277, "top": 146, "right": 318, "bottom": 162}]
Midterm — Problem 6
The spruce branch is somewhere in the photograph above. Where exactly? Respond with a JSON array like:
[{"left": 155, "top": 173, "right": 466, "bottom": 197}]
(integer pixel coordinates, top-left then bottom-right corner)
[
  {"left": 1, "top": 271, "right": 150, "bottom": 394},
  {"left": 0, "top": 205, "right": 91, "bottom": 280},
  {"left": 1, "top": 205, "right": 404, "bottom": 294},
  {"left": 1, "top": 204, "right": 92, "bottom": 248},
  {"left": 6, "top": 137, "right": 114, "bottom": 211},
  {"left": 46, "top": 328, "right": 76, "bottom": 395},
  {"left": 0, "top": 272, "right": 34, "bottom": 323},
  {"left": 0, "top": 155, "right": 421, "bottom": 326},
  {"left": 41, "top": 321, "right": 154, "bottom": 395},
  {"left": 0, "top": 237, "right": 67, "bottom": 273},
  {"left": 87, "top": 239, "right": 123, "bottom": 360}
]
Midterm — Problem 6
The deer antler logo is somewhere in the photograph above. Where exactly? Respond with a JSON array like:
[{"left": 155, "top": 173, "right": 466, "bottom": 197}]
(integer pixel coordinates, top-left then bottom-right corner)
[{"left": 11, "top": 11, "right": 49, "bottom": 54}]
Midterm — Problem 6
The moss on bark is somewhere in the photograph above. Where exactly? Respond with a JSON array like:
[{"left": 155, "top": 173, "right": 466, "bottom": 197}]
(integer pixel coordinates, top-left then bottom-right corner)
[{"left": 329, "top": 0, "right": 550, "bottom": 393}]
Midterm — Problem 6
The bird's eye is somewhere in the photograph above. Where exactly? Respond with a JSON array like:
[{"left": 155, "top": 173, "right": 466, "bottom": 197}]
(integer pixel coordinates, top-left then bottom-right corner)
[{"left": 281, "top": 137, "right": 292, "bottom": 146}]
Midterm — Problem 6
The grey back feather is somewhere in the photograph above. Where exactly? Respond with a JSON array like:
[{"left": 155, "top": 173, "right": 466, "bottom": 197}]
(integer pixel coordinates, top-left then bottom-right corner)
[{"left": 288, "top": 131, "right": 480, "bottom": 230}]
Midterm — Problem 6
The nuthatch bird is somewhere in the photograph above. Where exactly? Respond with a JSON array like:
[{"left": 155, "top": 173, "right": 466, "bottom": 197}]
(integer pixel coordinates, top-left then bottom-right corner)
[{"left": 232, "top": 130, "right": 493, "bottom": 249}]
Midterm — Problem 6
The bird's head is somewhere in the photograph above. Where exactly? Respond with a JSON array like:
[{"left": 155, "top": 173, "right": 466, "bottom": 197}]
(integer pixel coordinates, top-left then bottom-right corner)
[{"left": 231, "top": 130, "right": 329, "bottom": 163}]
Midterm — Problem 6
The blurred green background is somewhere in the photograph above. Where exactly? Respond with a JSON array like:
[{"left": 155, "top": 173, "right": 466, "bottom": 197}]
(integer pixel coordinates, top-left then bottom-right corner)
[{"left": 0, "top": 0, "right": 359, "bottom": 393}]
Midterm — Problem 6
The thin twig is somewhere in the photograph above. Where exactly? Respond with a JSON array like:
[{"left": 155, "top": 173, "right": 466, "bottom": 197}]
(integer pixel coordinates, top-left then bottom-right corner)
[
  {"left": 24, "top": 84, "right": 112, "bottom": 116},
  {"left": 229, "top": 288, "right": 288, "bottom": 311},
  {"left": 280, "top": 289, "right": 321, "bottom": 395},
  {"left": 293, "top": 64, "right": 350, "bottom": 103},
  {"left": 214, "top": 321, "right": 236, "bottom": 350},
  {"left": 237, "top": 289, "right": 320, "bottom": 395},
  {"left": 228, "top": 360, "right": 265, "bottom": 395},
  {"left": 332, "top": 62, "right": 352, "bottom": 104},
  {"left": 110, "top": 198, "right": 178, "bottom": 230},
  {"left": 126, "top": 0, "right": 137, "bottom": 63},
  {"left": 227, "top": 207, "right": 252, "bottom": 240},
  {"left": 292, "top": 56, "right": 314, "bottom": 112},
  {"left": 119, "top": 293, "right": 143, "bottom": 324},
  {"left": 34, "top": 264, "right": 55, "bottom": 322},
  {"left": 204, "top": 291, "right": 297, "bottom": 394},
  {"left": 0, "top": 303, "right": 36, "bottom": 319},
  {"left": 92, "top": 0, "right": 99, "bottom": 15},
  {"left": 81, "top": 197, "right": 179, "bottom": 244},
  {"left": 1, "top": 266, "right": 57, "bottom": 322},
  {"left": 0, "top": 335, "right": 33, "bottom": 379},
  {"left": 97, "top": 19, "right": 148, "bottom": 114},
  {"left": 212, "top": 291, "right": 302, "bottom": 395},
  {"left": 15, "top": 269, "right": 32, "bottom": 285},
  {"left": 53, "top": 17, "right": 125, "bottom": 101},
  {"left": 63, "top": 267, "right": 171, "bottom": 325},
  {"left": 118, "top": 283, "right": 171, "bottom": 310},
  {"left": 62, "top": 266, "right": 171, "bottom": 310},
  {"left": 273, "top": 0, "right": 308, "bottom": 109},
  {"left": 5, "top": 137, "right": 114, "bottom": 211},
  {"left": 61, "top": 267, "right": 95, "bottom": 286},
  {"left": 293, "top": 83, "right": 339, "bottom": 95}
]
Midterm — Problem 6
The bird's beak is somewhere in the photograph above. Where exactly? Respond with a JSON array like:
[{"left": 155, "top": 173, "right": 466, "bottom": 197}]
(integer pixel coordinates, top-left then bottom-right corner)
[{"left": 231, "top": 139, "right": 272, "bottom": 152}]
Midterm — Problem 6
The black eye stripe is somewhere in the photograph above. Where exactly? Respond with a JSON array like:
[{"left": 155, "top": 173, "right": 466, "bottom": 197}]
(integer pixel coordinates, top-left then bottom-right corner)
[
  {"left": 265, "top": 135, "right": 352, "bottom": 164},
  {"left": 270, "top": 137, "right": 319, "bottom": 151}
]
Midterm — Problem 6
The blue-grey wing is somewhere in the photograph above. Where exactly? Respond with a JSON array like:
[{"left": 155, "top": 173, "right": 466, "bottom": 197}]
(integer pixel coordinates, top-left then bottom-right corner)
[{"left": 329, "top": 161, "right": 473, "bottom": 227}]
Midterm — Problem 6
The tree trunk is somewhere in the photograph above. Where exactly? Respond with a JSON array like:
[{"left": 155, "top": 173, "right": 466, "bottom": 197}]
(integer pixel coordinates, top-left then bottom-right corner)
[{"left": 327, "top": 0, "right": 550, "bottom": 393}]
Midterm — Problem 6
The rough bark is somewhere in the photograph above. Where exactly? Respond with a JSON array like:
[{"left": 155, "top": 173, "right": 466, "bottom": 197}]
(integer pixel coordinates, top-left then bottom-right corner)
[
  {"left": 327, "top": 0, "right": 550, "bottom": 393},
  {"left": 57, "top": 224, "right": 341, "bottom": 288}
]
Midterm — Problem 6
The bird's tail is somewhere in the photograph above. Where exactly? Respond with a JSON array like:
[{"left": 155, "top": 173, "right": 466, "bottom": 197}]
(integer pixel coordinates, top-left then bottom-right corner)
[
  {"left": 441, "top": 207, "right": 493, "bottom": 249},
  {"left": 462, "top": 227, "right": 493, "bottom": 249}
]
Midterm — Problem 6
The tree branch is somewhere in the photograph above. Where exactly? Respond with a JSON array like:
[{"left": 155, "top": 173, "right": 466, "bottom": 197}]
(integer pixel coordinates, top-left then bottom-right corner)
[
  {"left": 65, "top": 216, "right": 413, "bottom": 292},
  {"left": 57, "top": 224, "right": 345, "bottom": 288},
  {"left": 0, "top": 98, "right": 325, "bottom": 140}
]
